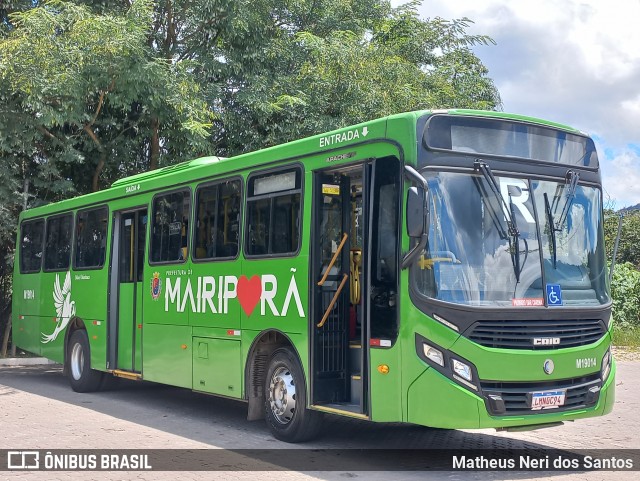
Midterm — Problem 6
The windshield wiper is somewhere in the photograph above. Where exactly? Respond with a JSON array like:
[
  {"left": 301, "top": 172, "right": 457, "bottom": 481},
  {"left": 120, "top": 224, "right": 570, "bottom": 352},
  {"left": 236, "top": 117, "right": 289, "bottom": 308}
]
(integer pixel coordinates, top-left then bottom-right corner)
[
  {"left": 553, "top": 170, "right": 580, "bottom": 230},
  {"left": 474, "top": 161, "right": 519, "bottom": 238},
  {"left": 546, "top": 170, "right": 580, "bottom": 270},
  {"left": 474, "top": 160, "right": 522, "bottom": 281},
  {"left": 543, "top": 192, "right": 558, "bottom": 269}
]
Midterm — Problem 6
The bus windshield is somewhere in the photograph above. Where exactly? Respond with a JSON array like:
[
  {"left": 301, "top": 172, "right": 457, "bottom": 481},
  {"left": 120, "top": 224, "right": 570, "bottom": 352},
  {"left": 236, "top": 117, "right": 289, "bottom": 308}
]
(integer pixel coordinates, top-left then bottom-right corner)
[{"left": 411, "top": 171, "right": 610, "bottom": 307}]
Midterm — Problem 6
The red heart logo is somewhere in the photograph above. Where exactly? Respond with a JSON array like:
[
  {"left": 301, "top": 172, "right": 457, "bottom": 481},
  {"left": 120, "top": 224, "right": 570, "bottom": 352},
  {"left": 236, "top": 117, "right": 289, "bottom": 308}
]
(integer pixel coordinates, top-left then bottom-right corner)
[{"left": 237, "top": 275, "right": 262, "bottom": 317}]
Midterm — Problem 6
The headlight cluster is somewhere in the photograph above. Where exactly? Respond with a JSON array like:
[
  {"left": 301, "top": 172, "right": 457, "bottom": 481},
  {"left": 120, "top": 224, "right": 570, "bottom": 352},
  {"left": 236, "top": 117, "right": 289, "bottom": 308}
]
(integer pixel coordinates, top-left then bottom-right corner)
[
  {"left": 416, "top": 334, "right": 478, "bottom": 392},
  {"left": 423, "top": 344, "right": 444, "bottom": 366},
  {"left": 601, "top": 348, "right": 612, "bottom": 381}
]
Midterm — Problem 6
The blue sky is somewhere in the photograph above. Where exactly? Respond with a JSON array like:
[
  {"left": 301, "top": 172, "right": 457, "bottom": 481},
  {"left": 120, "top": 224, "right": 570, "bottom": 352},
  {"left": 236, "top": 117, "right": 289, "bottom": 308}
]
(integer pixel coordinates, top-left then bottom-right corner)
[{"left": 392, "top": 0, "right": 640, "bottom": 208}]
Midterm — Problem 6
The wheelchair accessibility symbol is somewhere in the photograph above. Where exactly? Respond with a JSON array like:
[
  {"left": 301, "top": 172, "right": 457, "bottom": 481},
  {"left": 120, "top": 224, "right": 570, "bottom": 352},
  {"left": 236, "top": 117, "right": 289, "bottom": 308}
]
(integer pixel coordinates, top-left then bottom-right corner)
[{"left": 546, "top": 284, "right": 563, "bottom": 306}]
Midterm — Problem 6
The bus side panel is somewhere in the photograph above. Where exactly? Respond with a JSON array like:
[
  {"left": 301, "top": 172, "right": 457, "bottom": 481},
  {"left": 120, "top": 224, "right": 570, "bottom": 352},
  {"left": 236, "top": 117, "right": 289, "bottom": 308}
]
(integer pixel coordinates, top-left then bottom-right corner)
[
  {"left": 12, "top": 315, "right": 42, "bottom": 356},
  {"left": 72, "top": 270, "right": 109, "bottom": 370},
  {"left": 369, "top": 346, "right": 403, "bottom": 421},
  {"left": 12, "top": 274, "right": 42, "bottom": 356},
  {"left": 32, "top": 269, "right": 108, "bottom": 366},
  {"left": 407, "top": 368, "right": 482, "bottom": 429},
  {"left": 38, "top": 272, "right": 67, "bottom": 363},
  {"left": 188, "top": 255, "right": 243, "bottom": 397},
  {"left": 142, "top": 323, "right": 192, "bottom": 388},
  {"left": 189, "top": 259, "right": 242, "bottom": 331},
  {"left": 192, "top": 336, "right": 242, "bottom": 397},
  {"left": 240, "top": 256, "right": 309, "bottom": 338}
]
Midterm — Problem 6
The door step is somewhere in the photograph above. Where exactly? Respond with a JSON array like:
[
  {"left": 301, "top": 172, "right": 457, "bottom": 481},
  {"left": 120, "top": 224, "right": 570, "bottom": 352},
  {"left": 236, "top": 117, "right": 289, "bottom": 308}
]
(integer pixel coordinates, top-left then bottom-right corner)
[
  {"left": 111, "top": 369, "right": 142, "bottom": 381},
  {"left": 311, "top": 403, "right": 368, "bottom": 419}
]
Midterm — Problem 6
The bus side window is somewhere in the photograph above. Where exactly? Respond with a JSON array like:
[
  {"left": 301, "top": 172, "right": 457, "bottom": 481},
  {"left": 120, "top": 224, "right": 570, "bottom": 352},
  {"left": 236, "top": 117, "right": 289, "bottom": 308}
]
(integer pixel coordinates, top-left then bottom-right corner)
[
  {"left": 247, "top": 198, "right": 270, "bottom": 256},
  {"left": 75, "top": 206, "right": 108, "bottom": 269},
  {"left": 20, "top": 219, "right": 45, "bottom": 273},
  {"left": 194, "top": 179, "right": 241, "bottom": 260},
  {"left": 151, "top": 189, "right": 190, "bottom": 263},
  {"left": 245, "top": 167, "right": 302, "bottom": 257},
  {"left": 44, "top": 214, "right": 73, "bottom": 271}
]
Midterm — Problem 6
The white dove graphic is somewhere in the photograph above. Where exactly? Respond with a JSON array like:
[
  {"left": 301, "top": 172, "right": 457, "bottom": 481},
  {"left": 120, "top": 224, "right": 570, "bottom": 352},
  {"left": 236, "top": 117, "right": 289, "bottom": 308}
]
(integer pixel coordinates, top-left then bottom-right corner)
[{"left": 42, "top": 271, "right": 75, "bottom": 343}]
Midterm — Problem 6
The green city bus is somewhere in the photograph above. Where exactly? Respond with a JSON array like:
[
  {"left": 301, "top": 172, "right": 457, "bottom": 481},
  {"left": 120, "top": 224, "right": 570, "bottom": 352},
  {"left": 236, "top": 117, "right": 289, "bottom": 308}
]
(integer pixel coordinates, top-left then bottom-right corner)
[{"left": 12, "top": 109, "right": 614, "bottom": 442}]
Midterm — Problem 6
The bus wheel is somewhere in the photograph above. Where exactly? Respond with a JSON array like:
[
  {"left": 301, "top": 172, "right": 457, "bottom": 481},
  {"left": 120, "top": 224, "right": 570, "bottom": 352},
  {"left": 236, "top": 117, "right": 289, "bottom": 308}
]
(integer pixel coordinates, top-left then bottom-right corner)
[
  {"left": 264, "top": 347, "right": 322, "bottom": 443},
  {"left": 68, "top": 330, "right": 103, "bottom": 393}
]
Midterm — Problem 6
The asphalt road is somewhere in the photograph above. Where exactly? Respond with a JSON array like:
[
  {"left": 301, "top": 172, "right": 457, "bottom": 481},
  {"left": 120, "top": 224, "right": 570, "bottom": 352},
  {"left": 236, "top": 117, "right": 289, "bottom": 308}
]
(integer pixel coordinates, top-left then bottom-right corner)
[{"left": 0, "top": 360, "right": 638, "bottom": 480}]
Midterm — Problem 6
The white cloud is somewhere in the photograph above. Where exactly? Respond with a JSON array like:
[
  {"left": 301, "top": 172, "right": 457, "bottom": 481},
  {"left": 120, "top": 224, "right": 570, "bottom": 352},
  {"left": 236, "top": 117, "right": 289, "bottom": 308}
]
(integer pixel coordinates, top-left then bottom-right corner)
[
  {"left": 600, "top": 146, "right": 640, "bottom": 209},
  {"left": 392, "top": 0, "right": 640, "bottom": 206}
]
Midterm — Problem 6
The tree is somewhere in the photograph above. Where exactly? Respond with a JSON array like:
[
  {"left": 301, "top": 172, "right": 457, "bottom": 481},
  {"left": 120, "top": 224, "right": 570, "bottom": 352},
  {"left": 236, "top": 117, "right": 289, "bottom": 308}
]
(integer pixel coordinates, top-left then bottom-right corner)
[{"left": 1, "top": 0, "right": 212, "bottom": 193}]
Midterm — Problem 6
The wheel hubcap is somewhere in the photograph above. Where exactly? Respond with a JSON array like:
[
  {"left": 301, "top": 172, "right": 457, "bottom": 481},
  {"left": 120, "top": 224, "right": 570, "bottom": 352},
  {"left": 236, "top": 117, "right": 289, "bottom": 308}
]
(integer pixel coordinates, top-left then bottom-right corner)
[
  {"left": 70, "top": 342, "right": 84, "bottom": 381},
  {"left": 268, "top": 366, "right": 296, "bottom": 424}
]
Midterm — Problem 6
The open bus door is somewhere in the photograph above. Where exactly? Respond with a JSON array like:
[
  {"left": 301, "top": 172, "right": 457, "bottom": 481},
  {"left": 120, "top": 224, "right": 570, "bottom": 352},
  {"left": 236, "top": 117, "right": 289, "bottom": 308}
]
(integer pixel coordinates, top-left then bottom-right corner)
[{"left": 310, "top": 157, "right": 400, "bottom": 416}]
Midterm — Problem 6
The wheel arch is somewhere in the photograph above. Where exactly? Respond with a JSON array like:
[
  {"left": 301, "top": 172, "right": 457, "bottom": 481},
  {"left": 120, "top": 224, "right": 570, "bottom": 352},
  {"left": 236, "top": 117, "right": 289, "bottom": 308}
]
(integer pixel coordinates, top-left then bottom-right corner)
[{"left": 244, "top": 329, "right": 306, "bottom": 421}]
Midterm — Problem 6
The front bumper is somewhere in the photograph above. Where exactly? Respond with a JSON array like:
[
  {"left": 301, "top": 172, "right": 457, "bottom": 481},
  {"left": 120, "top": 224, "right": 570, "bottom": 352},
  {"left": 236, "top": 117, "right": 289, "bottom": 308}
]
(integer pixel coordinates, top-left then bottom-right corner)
[{"left": 406, "top": 337, "right": 615, "bottom": 429}]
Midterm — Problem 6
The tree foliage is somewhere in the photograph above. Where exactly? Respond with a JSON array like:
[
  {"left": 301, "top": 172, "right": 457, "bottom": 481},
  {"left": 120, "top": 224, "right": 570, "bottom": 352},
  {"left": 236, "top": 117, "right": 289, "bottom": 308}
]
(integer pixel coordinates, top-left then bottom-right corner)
[
  {"left": 1, "top": 0, "right": 212, "bottom": 194},
  {"left": 610, "top": 262, "right": 640, "bottom": 329},
  {"left": 604, "top": 210, "right": 640, "bottom": 269},
  {"left": 604, "top": 209, "right": 640, "bottom": 334},
  {"left": 212, "top": 1, "right": 501, "bottom": 154}
]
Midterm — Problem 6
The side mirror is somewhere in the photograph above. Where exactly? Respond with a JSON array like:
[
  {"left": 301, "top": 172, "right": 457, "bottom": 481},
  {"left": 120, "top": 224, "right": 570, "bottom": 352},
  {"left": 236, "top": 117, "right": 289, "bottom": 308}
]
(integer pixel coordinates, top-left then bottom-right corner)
[
  {"left": 402, "top": 166, "right": 429, "bottom": 269},
  {"left": 406, "top": 186, "right": 426, "bottom": 238}
]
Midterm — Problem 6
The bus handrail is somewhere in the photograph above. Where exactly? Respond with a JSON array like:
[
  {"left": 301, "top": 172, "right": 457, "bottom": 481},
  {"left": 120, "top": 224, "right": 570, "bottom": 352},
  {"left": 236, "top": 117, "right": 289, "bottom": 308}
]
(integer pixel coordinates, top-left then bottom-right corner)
[
  {"left": 317, "top": 233, "right": 348, "bottom": 286},
  {"left": 317, "top": 273, "right": 349, "bottom": 328}
]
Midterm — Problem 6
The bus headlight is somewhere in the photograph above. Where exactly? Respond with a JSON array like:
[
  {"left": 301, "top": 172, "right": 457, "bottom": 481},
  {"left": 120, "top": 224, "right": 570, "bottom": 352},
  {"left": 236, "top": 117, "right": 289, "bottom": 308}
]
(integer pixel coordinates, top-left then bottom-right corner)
[
  {"left": 452, "top": 359, "right": 473, "bottom": 382},
  {"left": 415, "top": 334, "right": 479, "bottom": 392},
  {"left": 601, "top": 348, "right": 612, "bottom": 381},
  {"left": 423, "top": 344, "right": 445, "bottom": 366}
]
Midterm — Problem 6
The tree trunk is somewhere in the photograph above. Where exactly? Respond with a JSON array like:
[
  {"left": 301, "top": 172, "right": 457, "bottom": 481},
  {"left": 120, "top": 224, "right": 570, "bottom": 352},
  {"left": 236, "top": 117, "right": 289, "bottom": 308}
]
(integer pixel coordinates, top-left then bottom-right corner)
[
  {"left": 1, "top": 312, "right": 11, "bottom": 358},
  {"left": 92, "top": 151, "right": 106, "bottom": 192},
  {"left": 23, "top": 177, "right": 29, "bottom": 210},
  {"left": 150, "top": 116, "right": 160, "bottom": 170},
  {"left": 84, "top": 124, "right": 106, "bottom": 192}
]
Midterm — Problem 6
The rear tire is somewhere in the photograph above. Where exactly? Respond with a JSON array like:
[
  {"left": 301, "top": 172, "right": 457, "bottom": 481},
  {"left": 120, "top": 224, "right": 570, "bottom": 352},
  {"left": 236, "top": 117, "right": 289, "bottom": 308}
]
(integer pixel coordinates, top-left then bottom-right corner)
[
  {"left": 264, "top": 347, "right": 323, "bottom": 442},
  {"left": 68, "top": 330, "right": 103, "bottom": 392}
]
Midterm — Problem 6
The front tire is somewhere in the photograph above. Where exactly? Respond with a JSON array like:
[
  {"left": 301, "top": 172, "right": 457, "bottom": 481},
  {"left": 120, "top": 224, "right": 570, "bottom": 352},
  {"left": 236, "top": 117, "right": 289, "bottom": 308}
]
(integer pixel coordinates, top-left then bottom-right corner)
[
  {"left": 264, "top": 347, "right": 323, "bottom": 443},
  {"left": 68, "top": 330, "right": 103, "bottom": 392}
]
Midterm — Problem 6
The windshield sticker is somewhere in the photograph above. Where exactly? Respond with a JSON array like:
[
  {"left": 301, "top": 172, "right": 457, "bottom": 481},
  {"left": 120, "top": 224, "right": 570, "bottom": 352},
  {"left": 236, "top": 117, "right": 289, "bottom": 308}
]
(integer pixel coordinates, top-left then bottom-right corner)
[
  {"left": 499, "top": 178, "right": 535, "bottom": 223},
  {"left": 511, "top": 298, "right": 544, "bottom": 307},
  {"left": 546, "top": 284, "right": 563, "bottom": 306}
]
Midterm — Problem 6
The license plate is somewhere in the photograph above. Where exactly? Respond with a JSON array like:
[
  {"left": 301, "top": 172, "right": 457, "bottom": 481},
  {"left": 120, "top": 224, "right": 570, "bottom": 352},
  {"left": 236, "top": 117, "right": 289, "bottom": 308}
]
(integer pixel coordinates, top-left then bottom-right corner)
[{"left": 530, "top": 390, "right": 566, "bottom": 410}]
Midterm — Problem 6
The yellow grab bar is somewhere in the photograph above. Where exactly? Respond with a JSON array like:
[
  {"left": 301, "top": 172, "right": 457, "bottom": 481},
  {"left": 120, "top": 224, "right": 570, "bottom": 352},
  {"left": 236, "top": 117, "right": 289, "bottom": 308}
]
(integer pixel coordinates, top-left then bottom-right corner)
[
  {"left": 317, "top": 274, "right": 349, "bottom": 328},
  {"left": 317, "top": 233, "right": 348, "bottom": 286}
]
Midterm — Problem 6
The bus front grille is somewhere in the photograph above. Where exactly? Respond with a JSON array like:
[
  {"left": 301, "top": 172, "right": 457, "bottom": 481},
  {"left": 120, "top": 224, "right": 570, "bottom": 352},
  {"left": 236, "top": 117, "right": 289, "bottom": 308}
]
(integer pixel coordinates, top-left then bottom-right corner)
[
  {"left": 480, "top": 373, "right": 601, "bottom": 415},
  {"left": 466, "top": 319, "right": 606, "bottom": 350}
]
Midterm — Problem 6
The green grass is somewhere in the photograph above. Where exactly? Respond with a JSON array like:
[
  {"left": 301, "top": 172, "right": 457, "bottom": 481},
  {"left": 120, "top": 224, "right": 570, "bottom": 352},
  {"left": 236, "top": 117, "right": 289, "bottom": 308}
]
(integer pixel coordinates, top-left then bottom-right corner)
[{"left": 612, "top": 326, "right": 640, "bottom": 348}]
